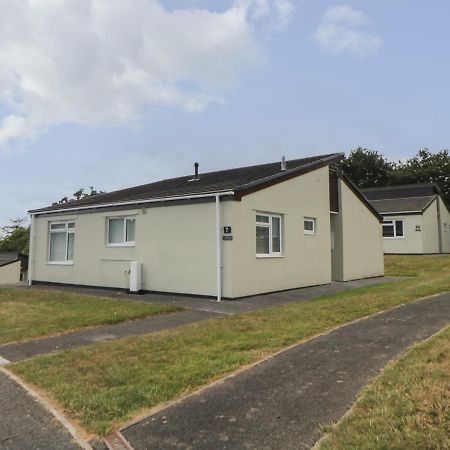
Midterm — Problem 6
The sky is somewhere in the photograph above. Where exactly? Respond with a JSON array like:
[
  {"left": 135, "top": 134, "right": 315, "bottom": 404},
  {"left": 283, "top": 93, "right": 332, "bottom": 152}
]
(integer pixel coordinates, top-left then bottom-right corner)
[{"left": 1, "top": 0, "right": 450, "bottom": 226}]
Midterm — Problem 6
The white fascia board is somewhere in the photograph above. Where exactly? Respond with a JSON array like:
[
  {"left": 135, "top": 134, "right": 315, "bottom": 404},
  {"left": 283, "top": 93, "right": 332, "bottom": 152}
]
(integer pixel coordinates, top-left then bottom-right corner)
[{"left": 30, "top": 191, "right": 235, "bottom": 216}]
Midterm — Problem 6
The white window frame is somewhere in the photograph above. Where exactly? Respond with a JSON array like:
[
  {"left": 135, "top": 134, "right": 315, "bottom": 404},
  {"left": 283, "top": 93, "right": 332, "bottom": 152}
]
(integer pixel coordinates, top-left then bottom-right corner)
[
  {"left": 106, "top": 216, "right": 136, "bottom": 247},
  {"left": 303, "top": 217, "right": 316, "bottom": 235},
  {"left": 256, "top": 212, "right": 283, "bottom": 258},
  {"left": 48, "top": 221, "right": 75, "bottom": 264},
  {"left": 382, "top": 219, "right": 405, "bottom": 239}
]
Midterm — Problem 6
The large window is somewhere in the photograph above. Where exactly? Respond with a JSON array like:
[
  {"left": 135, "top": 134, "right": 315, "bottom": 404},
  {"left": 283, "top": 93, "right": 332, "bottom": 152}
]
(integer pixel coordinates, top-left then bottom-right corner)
[
  {"left": 383, "top": 219, "right": 404, "bottom": 238},
  {"left": 107, "top": 217, "right": 136, "bottom": 246},
  {"left": 49, "top": 222, "right": 75, "bottom": 263},
  {"left": 256, "top": 213, "right": 282, "bottom": 256}
]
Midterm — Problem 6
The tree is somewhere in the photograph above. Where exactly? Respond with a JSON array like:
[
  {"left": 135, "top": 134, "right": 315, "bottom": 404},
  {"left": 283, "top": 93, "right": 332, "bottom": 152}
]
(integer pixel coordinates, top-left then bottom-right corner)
[
  {"left": 0, "top": 218, "right": 30, "bottom": 254},
  {"left": 53, "top": 186, "right": 105, "bottom": 205},
  {"left": 341, "top": 148, "right": 394, "bottom": 187},
  {"left": 389, "top": 149, "right": 450, "bottom": 203}
]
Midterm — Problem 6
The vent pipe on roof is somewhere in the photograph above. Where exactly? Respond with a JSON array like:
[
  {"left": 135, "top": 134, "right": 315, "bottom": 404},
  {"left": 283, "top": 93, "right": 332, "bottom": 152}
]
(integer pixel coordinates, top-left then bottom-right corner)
[
  {"left": 188, "top": 162, "right": 200, "bottom": 182},
  {"left": 281, "top": 156, "right": 287, "bottom": 171},
  {"left": 194, "top": 162, "right": 199, "bottom": 179}
]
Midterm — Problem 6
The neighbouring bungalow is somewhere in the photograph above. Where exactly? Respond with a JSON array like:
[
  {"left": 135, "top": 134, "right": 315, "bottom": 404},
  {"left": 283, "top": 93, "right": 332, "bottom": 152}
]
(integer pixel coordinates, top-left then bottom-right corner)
[
  {"left": 0, "top": 252, "right": 28, "bottom": 284},
  {"left": 28, "top": 153, "right": 384, "bottom": 299},
  {"left": 362, "top": 184, "right": 450, "bottom": 255}
]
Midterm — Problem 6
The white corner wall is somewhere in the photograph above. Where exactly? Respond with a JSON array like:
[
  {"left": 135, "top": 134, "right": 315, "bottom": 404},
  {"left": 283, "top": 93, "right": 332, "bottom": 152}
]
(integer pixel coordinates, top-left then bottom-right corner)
[{"left": 438, "top": 197, "right": 450, "bottom": 253}]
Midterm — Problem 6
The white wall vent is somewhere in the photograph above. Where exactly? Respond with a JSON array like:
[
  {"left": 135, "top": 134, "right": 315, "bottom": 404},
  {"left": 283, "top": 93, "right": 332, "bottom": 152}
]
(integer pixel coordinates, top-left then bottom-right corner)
[{"left": 129, "top": 261, "right": 142, "bottom": 293}]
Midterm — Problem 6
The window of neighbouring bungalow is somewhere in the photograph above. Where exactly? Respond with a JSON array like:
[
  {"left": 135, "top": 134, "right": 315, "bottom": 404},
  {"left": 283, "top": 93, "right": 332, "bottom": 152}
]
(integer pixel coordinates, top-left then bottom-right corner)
[{"left": 48, "top": 221, "right": 75, "bottom": 263}]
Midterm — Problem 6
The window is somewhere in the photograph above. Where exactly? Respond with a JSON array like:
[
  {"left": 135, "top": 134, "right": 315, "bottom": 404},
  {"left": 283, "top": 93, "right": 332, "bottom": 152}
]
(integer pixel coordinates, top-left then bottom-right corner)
[
  {"left": 383, "top": 219, "right": 404, "bottom": 238},
  {"left": 107, "top": 217, "right": 136, "bottom": 246},
  {"left": 49, "top": 222, "right": 75, "bottom": 263},
  {"left": 444, "top": 223, "right": 448, "bottom": 232},
  {"left": 256, "top": 213, "right": 282, "bottom": 256},
  {"left": 304, "top": 218, "right": 316, "bottom": 235}
]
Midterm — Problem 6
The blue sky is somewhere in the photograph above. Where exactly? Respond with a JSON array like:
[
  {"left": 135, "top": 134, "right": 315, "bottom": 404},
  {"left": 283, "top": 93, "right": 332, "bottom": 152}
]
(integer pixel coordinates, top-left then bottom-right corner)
[{"left": 1, "top": 0, "right": 450, "bottom": 226}]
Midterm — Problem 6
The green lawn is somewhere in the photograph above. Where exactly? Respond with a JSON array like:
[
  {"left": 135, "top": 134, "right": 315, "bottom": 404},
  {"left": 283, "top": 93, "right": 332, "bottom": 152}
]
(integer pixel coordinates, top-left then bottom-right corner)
[
  {"left": 10, "top": 256, "right": 450, "bottom": 435},
  {"left": 319, "top": 325, "right": 450, "bottom": 450},
  {"left": 0, "top": 288, "right": 181, "bottom": 344}
]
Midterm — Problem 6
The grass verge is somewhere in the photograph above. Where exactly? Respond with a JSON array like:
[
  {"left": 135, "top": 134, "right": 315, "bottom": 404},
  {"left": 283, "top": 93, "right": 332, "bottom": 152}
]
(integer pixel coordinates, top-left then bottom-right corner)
[
  {"left": 10, "top": 256, "right": 450, "bottom": 435},
  {"left": 318, "top": 325, "right": 450, "bottom": 450},
  {"left": 0, "top": 288, "right": 181, "bottom": 344}
]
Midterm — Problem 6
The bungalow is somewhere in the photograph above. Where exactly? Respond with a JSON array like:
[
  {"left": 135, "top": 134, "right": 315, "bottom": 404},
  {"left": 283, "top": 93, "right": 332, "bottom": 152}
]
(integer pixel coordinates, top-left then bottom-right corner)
[
  {"left": 362, "top": 184, "right": 450, "bottom": 254},
  {"left": 28, "top": 153, "right": 384, "bottom": 299},
  {"left": 0, "top": 252, "right": 28, "bottom": 284}
]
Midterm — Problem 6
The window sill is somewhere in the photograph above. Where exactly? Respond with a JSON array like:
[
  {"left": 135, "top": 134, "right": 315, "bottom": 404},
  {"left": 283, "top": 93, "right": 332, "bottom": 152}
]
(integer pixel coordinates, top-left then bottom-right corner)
[
  {"left": 383, "top": 237, "right": 405, "bottom": 240},
  {"left": 304, "top": 232, "right": 317, "bottom": 236},
  {"left": 106, "top": 243, "right": 136, "bottom": 248},
  {"left": 256, "top": 254, "right": 285, "bottom": 259},
  {"left": 47, "top": 261, "right": 74, "bottom": 266}
]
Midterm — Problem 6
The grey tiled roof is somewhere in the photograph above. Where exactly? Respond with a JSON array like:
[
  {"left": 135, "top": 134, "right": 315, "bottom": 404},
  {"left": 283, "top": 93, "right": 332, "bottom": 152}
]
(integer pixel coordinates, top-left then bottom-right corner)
[
  {"left": 361, "top": 184, "right": 436, "bottom": 200},
  {"left": 0, "top": 252, "right": 20, "bottom": 267},
  {"left": 369, "top": 196, "right": 435, "bottom": 214},
  {"left": 30, "top": 153, "right": 343, "bottom": 213}
]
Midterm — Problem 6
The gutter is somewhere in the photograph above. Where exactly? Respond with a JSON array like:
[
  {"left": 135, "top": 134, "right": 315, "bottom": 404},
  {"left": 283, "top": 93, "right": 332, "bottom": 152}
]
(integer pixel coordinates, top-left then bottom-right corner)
[
  {"left": 215, "top": 194, "right": 222, "bottom": 302},
  {"left": 27, "top": 213, "right": 35, "bottom": 285},
  {"left": 29, "top": 191, "right": 235, "bottom": 216}
]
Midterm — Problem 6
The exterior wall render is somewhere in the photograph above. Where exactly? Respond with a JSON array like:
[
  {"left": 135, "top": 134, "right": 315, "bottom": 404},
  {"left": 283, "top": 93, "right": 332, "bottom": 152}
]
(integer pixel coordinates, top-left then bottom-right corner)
[
  {"left": 32, "top": 201, "right": 232, "bottom": 297},
  {"left": 438, "top": 197, "right": 450, "bottom": 253},
  {"left": 0, "top": 260, "right": 21, "bottom": 284},
  {"left": 382, "top": 213, "right": 423, "bottom": 254},
  {"left": 422, "top": 200, "right": 440, "bottom": 253},
  {"left": 338, "top": 180, "right": 384, "bottom": 281},
  {"left": 230, "top": 166, "right": 332, "bottom": 297}
]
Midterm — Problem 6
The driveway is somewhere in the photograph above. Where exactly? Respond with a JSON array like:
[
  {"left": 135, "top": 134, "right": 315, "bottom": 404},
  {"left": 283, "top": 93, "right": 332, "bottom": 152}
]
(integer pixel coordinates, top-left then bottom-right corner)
[{"left": 121, "top": 292, "right": 450, "bottom": 450}]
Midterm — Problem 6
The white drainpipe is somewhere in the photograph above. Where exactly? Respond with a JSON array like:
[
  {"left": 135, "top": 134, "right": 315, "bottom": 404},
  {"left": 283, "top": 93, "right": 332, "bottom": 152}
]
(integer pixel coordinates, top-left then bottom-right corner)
[
  {"left": 27, "top": 213, "right": 35, "bottom": 285},
  {"left": 215, "top": 194, "right": 222, "bottom": 301}
]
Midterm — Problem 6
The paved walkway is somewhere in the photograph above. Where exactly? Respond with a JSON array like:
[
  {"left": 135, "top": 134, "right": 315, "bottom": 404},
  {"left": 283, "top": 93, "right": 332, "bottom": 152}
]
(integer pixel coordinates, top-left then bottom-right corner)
[
  {"left": 1, "top": 277, "right": 401, "bottom": 363},
  {"left": 0, "top": 310, "right": 218, "bottom": 363},
  {"left": 121, "top": 292, "right": 450, "bottom": 450},
  {"left": 28, "top": 276, "right": 402, "bottom": 314},
  {"left": 0, "top": 371, "right": 82, "bottom": 450}
]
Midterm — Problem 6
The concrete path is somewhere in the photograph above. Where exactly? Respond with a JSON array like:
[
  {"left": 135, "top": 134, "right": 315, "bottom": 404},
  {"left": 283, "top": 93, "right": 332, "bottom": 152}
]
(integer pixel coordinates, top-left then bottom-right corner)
[
  {"left": 1, "top": 277, "right": 402, "bottom": 363},
  {"left": 0, "top": 310, "right": 219, "bottom": 363},
  {"left": 121, "top": 292, "right": 450, "bottom": 450},
  {"left": 0, "top": 371, "right": 83, "bottom": 450},
  {"left": 28, "top": 276, "right": 403, "bottom": 314}
]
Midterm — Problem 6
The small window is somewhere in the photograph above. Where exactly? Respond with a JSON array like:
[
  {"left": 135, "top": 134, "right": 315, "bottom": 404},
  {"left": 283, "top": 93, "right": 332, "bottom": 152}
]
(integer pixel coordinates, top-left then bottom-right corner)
[
  {"left": 49, "top": 221, "right": 75, "bottom": 263},
  {"left": 107, "top": 217, "right": 136, "bottom": 246},
  {"left": 256, "top": 213, "right": 282, "bottom": 256},
  {"left": 444, "top": 223, "right": 448, "bottom": 232},
  {"left": 304, "top": 218, "right": 316, "bottom": 235},
  {"left": 383, "top": 219, "right": 404, "bottom": 238}
]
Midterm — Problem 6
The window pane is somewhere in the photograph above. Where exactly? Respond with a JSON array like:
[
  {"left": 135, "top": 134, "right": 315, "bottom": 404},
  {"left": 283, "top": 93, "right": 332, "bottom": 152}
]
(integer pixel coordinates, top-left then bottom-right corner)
[
  {"left": 49, "top": 233, "right": 67, "bottom": 261},
  {"left": 272, "top": 217, "right": 281, "bottom": 252},
  {"left": 395, "top": 220, "right": 404, "bottom": 237},
  {"left": 256, "top": 215, "right": 269, "bottom": 223},
  {"left": 108, "top": 219, "right": 124, "bottom": 244},
  {"left": 256, "top": 225, "right": 270, "bottom": 254},
  {"left": 126, "top": 218, "right": 136, "bottom": 242},
  {"left": 383, "top": 224, "right": 394, "bottom": 237},
  {"left": 67, "top": 233, "right": 74, "bottom": 260},
  {"left": 51, "top": 223, "right": 66, "bottom": 230},
  {"left": 304, "top": 220, "right": 314, "bottom": 232},
  {"left": 68, "top": 222, "right": 75, "bottom": 229}
]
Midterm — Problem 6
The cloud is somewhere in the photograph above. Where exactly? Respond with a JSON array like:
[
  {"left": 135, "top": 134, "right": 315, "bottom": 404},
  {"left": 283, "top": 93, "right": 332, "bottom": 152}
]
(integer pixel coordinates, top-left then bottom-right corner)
[
  {"left": 0, "top": 0, "right": 293, "bottom": 149},
  {"left": 314, "top": 5, "right": 382, "bottom": 56}
]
